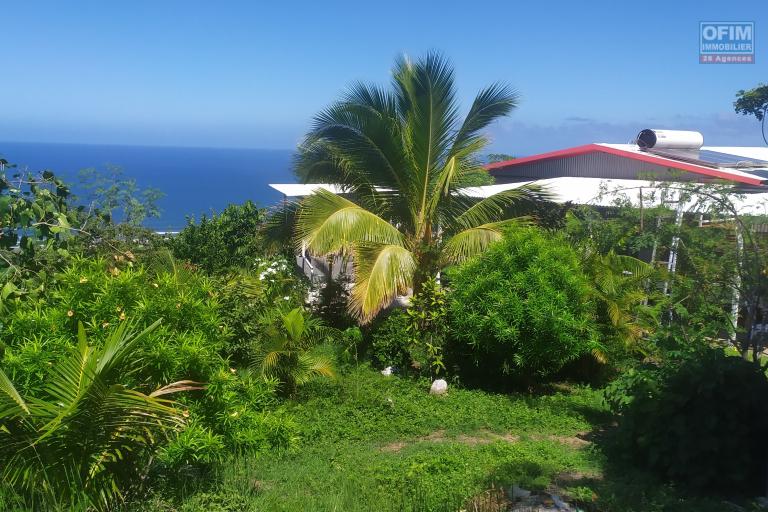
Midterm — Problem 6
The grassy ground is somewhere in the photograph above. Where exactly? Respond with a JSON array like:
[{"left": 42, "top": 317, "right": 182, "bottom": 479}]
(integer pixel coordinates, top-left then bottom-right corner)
[{"left": 135, "top": 364, "right": 742, "bottom": 512}]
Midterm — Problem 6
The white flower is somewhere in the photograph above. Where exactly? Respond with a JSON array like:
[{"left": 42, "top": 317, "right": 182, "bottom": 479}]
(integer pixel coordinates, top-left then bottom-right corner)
[{"left": 283, "top": 296, "right": 290, "bottom": 300}]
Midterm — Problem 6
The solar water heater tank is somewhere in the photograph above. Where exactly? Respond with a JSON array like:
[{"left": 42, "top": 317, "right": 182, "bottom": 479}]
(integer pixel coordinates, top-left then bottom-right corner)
[{"left": 636, "top": 129, "right": 704, "bottom": 150}]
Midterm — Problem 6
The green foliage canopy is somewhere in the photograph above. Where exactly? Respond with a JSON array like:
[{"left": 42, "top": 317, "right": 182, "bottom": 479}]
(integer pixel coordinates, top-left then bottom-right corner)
[
  {"left": 171, "top": 201, "right": 266, "bottom": 274},
  {"left": 448, "top": 228, "right": 600, "bottom": 384}
]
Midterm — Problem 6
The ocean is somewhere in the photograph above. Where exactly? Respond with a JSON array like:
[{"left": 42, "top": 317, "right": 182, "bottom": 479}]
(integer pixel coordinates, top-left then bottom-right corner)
[{"left": 0, "top": 141, "right": 296, "bottom": 231}]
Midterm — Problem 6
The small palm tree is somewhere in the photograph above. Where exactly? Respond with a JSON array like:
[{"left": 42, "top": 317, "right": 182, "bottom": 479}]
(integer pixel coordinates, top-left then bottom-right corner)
[
  {"left": 250, "top": 308, "right": 335, "bottom": 395},
  {"left": 292, "top": 52, "right": 548, "bottom": 322},
  {"left": 584, "top": 250, "right": 657, "bottom": 353},
  {"left": 0, "top": 320, "right": 198, "bottom": 510}
]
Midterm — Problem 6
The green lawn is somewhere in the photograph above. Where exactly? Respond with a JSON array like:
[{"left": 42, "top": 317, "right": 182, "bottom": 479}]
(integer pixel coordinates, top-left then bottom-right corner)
[{"left": 134, "top": 364, "right": 739, "bottom": 512}]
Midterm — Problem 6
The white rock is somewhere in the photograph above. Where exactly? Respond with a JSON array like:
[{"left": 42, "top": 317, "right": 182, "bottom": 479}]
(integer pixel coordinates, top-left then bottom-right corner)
[
  {"left": 430, "top": 379, "right": 448, "bottom": 395},
  {"left": 381, "top": 366, "right": 393, "bottom": 376}
]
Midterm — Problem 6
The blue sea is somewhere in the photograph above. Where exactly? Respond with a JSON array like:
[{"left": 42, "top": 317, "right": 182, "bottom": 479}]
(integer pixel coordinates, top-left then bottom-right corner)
[{"left": 0, "top": 141, "right": 295, "bottom": 231}]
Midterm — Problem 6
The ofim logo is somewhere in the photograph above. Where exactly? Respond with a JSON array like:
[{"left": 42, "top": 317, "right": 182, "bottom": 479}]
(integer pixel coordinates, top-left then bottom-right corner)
[{"left": 700, "top": 22, "right": 754, "bottom": 64}]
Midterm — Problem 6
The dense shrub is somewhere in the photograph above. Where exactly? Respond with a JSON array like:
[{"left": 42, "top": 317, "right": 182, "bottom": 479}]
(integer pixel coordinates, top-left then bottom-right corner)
[
  {"left": 0, "top": 320, "right": 190, "bottom": 510},
  {"left": 447, "top": 228, "right": 599, "bottom": 386},
  {"left": 367, "top": 278, "right": 449, "bottom": 377},
  {"left": 608, "top": 349, "right": 768, "bottom": 494},
  {"left": 170, "top": 201, "right": 266, "bottom": 274},
  {"left": 218, "top": 256, "right": 306, "bottom": 364},
  {"left": 368, "top": 309, "right": 412, "bottom": 371},
  {"left": 313, "top": 272, "right": 355, "bottom": 329},
  {"left": 0, "top": 254, "right": 299, "bottom": 469},
  {"left": 0, "top": 255, "right": 223, "bottom": 391}
]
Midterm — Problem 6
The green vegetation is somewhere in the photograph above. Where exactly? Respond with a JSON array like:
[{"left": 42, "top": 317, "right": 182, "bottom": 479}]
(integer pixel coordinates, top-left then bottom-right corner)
[
  {"left": 170, "top": 201, "right": 266, "bottom": 274},
  {"left": 607, "top": 348, "right": 768, "bottom": 494},
  {"left": 448, "top": 228, "right": 600, "bottom": 385},
  {"left": 0, "top": 320, "right": 194, "bottom": 510},
  {"left": 734, "top": 82, "right": 768, "bottom": 143},
  {"left": 250, "top": 308, "right": 336, "bottom": 395},
  {"left": 3, "top": 54, "right": 768, "bottom": 511}
]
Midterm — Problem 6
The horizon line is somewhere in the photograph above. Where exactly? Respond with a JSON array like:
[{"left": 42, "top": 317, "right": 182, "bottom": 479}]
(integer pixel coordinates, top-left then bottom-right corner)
[{"left": 0, "top": 138, "right": 298, "bottom": 153}]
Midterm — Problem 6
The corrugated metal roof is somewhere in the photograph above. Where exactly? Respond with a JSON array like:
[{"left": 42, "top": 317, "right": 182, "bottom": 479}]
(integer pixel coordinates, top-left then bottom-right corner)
[{"left": 487, "top": 143, "right": 768, "bottom": 186}]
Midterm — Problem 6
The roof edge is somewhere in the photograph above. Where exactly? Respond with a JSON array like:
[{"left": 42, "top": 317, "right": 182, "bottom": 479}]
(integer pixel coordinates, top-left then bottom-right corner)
[{"left": 485, "top": 144, "right": 764, "bottom": 186}]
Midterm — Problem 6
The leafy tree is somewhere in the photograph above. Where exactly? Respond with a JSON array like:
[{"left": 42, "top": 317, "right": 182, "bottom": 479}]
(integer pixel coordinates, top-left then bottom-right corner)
[
  {"left": 486, "top": 153, "right": 515, "bottom": 163},
  {"left": 250, "top": 308, "right": 335, "bottom": 395},
  {"left": 566, "top": 179, "right": 768, "bottom": 361},
  {"left": 291, "top": 52, "right": 547, "bottom": 322},
  {"left": 0, "top": 320, "right": 196, "bottom": 510},
  {"left": 0, "top": 166, "right": 77, "bottom": 307},
  {"left": 734, "top": 83, "right": 768, "bottom": 144},
  {"left": 171, "top": 201, "right": 266, "bottom": 274},
  {"left": 78, "top": 166, "right": 164, "bottom": 227},
  {"left": 405, "top": 276, "right": 448, "bottom": 376}
]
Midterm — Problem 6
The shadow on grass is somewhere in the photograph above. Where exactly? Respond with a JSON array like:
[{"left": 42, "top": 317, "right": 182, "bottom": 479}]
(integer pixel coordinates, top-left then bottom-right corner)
[{"left": 564, "top": 425, "right": 754, "bottom": 512}]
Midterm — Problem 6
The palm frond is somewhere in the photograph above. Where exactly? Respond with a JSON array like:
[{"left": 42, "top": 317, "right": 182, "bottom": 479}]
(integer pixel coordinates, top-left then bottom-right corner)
[
  {"left": 0, "top": 369, "right": 29, "bottom": 418},
  {"left": 393, "top": 52, "right": 460, "bottom": 235},
  {"left": 451, "top": 82, "right": 519, "bottom": 156},
  {"left": 294, "top": 353, "right": 336, "bottom": 386},
  {"left": 349, "top": 243, "right": 416, "bottom": 322},
  {"left": 262, "top": 199, "right": 300, "bottom": 253},
  {"left": 282, "top": 308, "right": 306, "bottom": 343},
  {"left": 452, "top": 184, "right": 553, "bottom": 231},
  {"left": 0, "top": 320, "right": 190, "bottom": 509},
  {"left": 442, "top": 218, "right": 531, "bottom": 264},
  {"left": 295, "top": 189, "right": 405, "bottom": 255}
]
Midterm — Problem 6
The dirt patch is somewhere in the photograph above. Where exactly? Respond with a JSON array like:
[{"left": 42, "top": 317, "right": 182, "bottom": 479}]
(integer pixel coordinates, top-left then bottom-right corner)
[
  {"left": 527, "top": 431, "right": 592, "bottom": 449},
  {"left": 380, "top": 441, "right": 408, "bottom": 453},
  {"left": 421, "top": 429, "right": 447, "bottom": 442},
  {"left": 380, "top": 429, "right": 518, "bottom": 452},
  {"left": 554, "top": 470, "right": 603, "bottom": 486},
  {"left": 457, "top": 430, "right": 521, "bottom": 446},
  {"left": 548, "top": 433, "right": 590, "bottom": 448}
]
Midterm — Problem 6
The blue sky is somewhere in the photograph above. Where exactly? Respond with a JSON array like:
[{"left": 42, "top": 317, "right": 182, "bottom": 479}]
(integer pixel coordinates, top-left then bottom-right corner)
[{"left": 2, "top": 0, "right": 766, "bottom": 155}]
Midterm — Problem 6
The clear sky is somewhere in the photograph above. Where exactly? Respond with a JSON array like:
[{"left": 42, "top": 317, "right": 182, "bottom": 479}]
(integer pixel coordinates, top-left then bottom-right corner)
[{"left": 2, "top": 0, "right": 766, "bottom": 155}]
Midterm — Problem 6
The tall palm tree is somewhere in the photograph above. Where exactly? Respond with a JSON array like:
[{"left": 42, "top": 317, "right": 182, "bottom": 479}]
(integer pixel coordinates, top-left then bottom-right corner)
[{"left": 292, "top": 52, "right": 549, "bottom": 322}]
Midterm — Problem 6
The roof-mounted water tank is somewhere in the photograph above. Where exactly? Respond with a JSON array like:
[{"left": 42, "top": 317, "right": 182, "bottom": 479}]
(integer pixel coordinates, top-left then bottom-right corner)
[{"left": 636, "top": 129, "right": 704, "bottom": 150}]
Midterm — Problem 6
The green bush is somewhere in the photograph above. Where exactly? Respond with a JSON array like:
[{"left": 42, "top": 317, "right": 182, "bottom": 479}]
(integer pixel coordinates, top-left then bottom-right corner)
[
  {"left": 368, "top": 309, "right": 412, "bottom": 372},
  {"left": 611, "top": 349, "right": 768, "bottom": 493},
  {"left": 170, "top": 201, "right": 266, "bottom": 274},
  {"left": 0, "top": 254, "right": 299, "bottom": 464},
  {"left": 367, "top": 278, "right": 449, "bottom": 377},
  {"left": 1, "top": 255, "right": 224, "bottom": 391},
  {"left": 447, "top": 228, "right": 599, "bottom": 386},
  {"left": 0, "top": 320, "right": 190, "bottom": 510},
  {"left": 158, "top": 422, "right": 227, "bottom": 473},
  {"left": 218, "top": 256, "right": 306, "bottom": 365}
]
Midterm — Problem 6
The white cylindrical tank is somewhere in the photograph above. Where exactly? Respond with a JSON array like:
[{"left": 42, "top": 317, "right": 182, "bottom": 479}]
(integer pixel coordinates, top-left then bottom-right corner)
[{"left": 636, "top": 129, "right": 704, "bottom": 150}]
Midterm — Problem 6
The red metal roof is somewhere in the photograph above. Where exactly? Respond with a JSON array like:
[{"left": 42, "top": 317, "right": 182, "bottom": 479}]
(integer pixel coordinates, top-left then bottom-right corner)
[{"left": 486, "top": 143, "right": 765, "bottom": 186}]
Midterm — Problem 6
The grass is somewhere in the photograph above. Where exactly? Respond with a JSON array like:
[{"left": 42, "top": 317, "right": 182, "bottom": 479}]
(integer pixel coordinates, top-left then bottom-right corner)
[{"left": 129, "top": 362, "right": 745, "bottom": 512}]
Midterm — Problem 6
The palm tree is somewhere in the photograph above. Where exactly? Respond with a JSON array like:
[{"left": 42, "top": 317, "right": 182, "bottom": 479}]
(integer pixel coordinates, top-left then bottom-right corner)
[
  {"left": 250, "top": 307, "right": 335, "bottom": 395},
  {"left": 0, "top": 320, "right": 198, "bottom": 510},
  {"left": 583, "top": 250, "right": 657, "bottom": 353},
  {"left": 292, "top": 52, "right": 549, "bottom": 322}
]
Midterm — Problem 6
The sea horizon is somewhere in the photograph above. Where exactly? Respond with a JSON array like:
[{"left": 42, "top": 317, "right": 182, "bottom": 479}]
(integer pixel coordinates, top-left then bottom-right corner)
[{"left": 0, "top": 140, "right": 297, "bottom": 230}]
